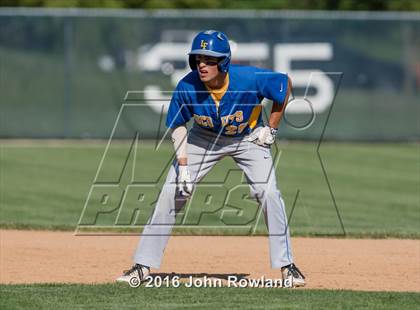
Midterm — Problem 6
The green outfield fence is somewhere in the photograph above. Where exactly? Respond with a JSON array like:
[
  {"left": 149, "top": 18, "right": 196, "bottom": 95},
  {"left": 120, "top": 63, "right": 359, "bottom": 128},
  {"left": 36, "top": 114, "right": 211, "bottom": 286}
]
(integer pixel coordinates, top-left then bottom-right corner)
[{"left": 0, "top": 8, "right": 419, "bottom": 141}]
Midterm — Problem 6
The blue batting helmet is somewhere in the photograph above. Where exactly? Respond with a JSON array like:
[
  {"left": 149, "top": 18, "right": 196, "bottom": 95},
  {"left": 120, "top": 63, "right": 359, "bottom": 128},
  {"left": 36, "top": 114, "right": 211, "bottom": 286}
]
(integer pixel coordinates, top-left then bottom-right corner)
[{"left": 188, "top": 30, "right": 231, "bottom": 73}]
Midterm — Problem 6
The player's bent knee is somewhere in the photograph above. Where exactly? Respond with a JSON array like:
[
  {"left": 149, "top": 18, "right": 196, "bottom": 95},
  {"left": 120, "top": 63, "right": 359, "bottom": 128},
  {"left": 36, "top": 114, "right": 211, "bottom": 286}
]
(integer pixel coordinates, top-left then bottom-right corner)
[
  {"left": 249, "top": 186, "right": 266, "bottom": 200},
  {"left": 249, "top": 187, "right": 280, "bottom": 202}
]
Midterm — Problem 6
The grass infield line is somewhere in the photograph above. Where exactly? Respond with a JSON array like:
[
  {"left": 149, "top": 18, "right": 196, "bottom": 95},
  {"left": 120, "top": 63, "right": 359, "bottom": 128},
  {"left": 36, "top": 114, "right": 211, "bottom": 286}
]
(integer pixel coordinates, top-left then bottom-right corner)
[{"left": 1, "top": 223, "right": 420, "bottom": 239}]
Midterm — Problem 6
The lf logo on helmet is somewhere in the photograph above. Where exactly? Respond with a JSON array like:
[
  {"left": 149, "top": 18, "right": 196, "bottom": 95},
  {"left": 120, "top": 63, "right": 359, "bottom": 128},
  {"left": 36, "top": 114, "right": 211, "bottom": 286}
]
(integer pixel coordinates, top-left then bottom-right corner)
[{"left": 200, "top": 40, "right": 208, "bottom": 49}]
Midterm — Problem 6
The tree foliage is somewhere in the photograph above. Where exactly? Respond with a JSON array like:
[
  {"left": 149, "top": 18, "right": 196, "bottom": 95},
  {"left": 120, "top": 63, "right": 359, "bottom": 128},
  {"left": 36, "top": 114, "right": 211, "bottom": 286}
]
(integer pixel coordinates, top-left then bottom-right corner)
[{"left": 0, "top": 0, "right": 419, "bottom": 11}]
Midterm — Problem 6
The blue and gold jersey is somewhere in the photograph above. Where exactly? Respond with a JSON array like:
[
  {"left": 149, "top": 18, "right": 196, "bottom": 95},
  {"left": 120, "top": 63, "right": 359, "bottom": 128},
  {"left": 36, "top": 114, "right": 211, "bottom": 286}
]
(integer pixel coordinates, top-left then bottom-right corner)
[{"left": 166, "top": 65, "right": 288, "bottom": 137}]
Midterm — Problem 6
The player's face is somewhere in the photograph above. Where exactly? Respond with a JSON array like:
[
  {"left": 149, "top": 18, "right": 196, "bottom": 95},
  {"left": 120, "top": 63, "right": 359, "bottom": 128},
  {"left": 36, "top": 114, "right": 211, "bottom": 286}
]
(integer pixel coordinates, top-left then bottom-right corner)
[{"left": 195, "top": 55, "right": 220, "bottom": 82}]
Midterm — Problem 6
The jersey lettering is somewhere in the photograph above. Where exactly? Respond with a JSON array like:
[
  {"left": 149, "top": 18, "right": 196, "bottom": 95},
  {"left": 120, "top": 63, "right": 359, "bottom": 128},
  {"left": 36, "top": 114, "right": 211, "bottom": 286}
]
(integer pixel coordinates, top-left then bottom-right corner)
[{"left": 194, "top": 114, "right": 214, "bottom": 128}]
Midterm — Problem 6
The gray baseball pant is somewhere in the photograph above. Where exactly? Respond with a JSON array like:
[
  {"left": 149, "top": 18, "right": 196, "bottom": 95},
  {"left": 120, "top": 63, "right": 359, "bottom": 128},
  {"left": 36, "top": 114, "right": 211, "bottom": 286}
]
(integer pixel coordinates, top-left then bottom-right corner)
[{"left": 133, "top": 125, "right": 294, "bottom": 269}]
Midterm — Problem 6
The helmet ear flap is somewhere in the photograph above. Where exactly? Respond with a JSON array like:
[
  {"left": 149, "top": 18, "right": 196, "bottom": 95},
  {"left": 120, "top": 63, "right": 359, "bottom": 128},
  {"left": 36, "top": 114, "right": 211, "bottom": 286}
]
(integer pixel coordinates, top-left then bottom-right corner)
[
  {"left": 218, "top": 56, "right": 230, "bottom": 73},
  {"left": 189, "top": 55, "right": 197, "bottom": 70}
]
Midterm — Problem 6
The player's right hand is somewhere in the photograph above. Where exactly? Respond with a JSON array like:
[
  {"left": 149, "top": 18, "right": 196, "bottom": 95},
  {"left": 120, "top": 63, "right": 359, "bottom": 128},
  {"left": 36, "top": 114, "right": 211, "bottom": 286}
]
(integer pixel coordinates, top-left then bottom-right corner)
[
  {"left": 177, "top": 165, "right": 193, "bottom": 197},
  {"left": 247, "top": 126, "right": 277, "bottom": 148}
]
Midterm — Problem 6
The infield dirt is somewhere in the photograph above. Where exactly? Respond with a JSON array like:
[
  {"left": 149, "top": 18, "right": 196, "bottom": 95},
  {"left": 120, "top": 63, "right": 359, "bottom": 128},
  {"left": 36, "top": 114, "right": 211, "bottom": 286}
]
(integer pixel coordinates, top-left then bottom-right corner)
[{"left": 1, "top": 230, "right": 419, "bottom": 292}]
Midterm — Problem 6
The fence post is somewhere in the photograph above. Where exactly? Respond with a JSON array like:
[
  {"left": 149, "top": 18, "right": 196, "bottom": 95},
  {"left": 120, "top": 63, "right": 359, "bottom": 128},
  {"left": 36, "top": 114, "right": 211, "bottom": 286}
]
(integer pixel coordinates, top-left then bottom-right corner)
[{"left": 63, "top": 17, "right": 73, "bottom": 138}]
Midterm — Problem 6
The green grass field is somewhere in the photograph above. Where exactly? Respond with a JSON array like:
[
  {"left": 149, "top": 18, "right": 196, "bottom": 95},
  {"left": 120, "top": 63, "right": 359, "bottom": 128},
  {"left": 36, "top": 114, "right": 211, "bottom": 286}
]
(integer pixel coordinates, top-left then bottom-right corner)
[
  {"left": 1, "top": 140, "right": 418, "bottom": 237},
  {"left": 1, "top": 284, "right": 419, "bottom": 310}
]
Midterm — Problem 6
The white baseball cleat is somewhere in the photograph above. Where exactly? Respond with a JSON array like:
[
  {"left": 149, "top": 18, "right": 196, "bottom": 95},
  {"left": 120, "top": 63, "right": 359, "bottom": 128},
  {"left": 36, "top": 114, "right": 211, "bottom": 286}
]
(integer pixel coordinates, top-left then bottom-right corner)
[
  {"left": 116, "top": 264, "right": 150, "bottom": 287},
  {"left": 281, "top": 263, "right": 306, "bottom": 288}
]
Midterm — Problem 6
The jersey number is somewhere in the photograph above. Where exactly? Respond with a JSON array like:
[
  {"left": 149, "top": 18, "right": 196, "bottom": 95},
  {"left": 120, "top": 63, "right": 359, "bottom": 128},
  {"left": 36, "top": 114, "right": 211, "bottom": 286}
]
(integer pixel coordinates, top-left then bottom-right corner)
[{"left": 224, "top": 122, "right": 248, "bottom": 135}]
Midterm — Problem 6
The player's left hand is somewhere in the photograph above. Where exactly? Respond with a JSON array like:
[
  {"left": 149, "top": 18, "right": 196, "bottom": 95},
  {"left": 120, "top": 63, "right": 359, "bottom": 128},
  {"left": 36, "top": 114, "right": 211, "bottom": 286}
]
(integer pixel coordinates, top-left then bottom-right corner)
[
  {"left": 247, "top": 126, "right": 278, "bottom": 148},
  {"left": 177, "top": 165, "right": 193, "bottom": 197}
]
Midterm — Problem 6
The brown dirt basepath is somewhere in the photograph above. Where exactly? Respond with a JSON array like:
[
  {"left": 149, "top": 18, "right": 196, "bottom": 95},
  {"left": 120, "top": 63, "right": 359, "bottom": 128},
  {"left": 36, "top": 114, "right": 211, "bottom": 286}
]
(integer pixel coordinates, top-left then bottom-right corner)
[{"left": 1, "top": 230, "right": 419, "bottom": 292}]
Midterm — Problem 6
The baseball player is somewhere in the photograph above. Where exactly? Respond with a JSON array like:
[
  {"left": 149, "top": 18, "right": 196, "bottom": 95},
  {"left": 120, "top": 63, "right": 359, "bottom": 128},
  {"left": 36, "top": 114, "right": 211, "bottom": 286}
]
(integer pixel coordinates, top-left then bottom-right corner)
[{"left": 117, "top": 30, "right": 305, "bottom": 287}]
